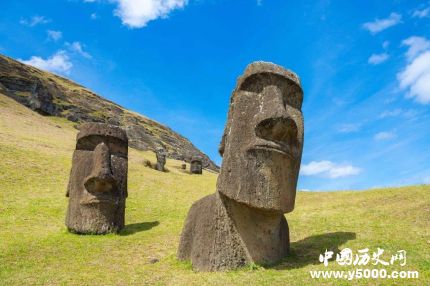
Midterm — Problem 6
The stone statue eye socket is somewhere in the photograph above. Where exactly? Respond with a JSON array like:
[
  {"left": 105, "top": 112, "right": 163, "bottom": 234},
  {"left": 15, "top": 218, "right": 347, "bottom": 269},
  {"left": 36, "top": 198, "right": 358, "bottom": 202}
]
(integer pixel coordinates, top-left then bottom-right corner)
[
  {"left": 108, "top": 143, "right": 128, "bottom": 158},
  {"left": 239, "top": 73, "right": 303, "bottom": 110},
  {"left": 282, "top": 87, "right": 303, "bottom": 110},
  {"left": 76, "top": 135, "right": 127, "bottom": 157}
]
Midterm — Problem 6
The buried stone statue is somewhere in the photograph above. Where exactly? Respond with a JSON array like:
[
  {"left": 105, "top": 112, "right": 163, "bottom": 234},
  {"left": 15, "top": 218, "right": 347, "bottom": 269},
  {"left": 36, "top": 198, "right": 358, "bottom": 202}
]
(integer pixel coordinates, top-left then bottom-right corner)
[
  {"left": 178, "top": 62, "right": 304, "bottom": 271},
  {"left": 155, "top": 147, "right": 166, "bottom": 172},
  {"left": 65, "top": 123, "right": 128, "bottom": 234},
  {"left": 190, "top": 155, "right": 203, "bottom": 174}
]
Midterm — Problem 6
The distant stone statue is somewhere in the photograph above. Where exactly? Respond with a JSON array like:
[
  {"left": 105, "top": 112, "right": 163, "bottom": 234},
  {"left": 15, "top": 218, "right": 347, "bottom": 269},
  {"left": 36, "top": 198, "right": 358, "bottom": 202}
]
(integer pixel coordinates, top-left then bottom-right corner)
[
  {"left": 155, "top": 147, "right": 166, "bottom": 172},
  {"left": 65, "top": 123, "right": 128, "bottom": 234},
  {"left": 178, "top": 62, "right": 304, "bottom": 271},
  {"left": 190, "top": 155, "right": 203, "bottom": 174}
]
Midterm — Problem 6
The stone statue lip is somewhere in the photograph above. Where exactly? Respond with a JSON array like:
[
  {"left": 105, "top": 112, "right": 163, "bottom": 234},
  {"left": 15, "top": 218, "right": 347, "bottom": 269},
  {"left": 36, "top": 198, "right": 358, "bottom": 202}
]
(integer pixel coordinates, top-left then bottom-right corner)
[
  {"left": 80, "top": 195, "right": 118, "bottom": 206},
  {"left": 248, "top": 141, "right": 296, "bottom": 160}
]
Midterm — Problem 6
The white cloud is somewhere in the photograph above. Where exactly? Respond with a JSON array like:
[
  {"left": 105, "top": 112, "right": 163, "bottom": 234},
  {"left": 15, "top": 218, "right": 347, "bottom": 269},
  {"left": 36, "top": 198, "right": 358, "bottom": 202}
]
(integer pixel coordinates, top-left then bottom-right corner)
[
  {"left": 402, "top": 36, "right": 430, "bottom": 60},
  {"left": 47, "top": 30, "right": 62, "bottom": 42},
  {"left": 398, "top": 48, "right": 430, "bottom": 104},
  {"left": 382, "top": 41, "right": 390, "bottom": 49},
  {"left": 368, "top": 53, "right": 389, "bottom": 65},
  {"left": 379, "top": 108, "right": 418, "bottom": 120},
  {"left": 403, "top": 109, "right": 419, "bottom": 119},
  {"left": 19, "top": 15, "right": 50, "bottom": 27},
  {"left": 90, "top": 13, "right": 99, "bottom": 20},
  {"left": 412, "top": 6, "right": 430, "bottom": 18},
  {"left": 112, "top": 0, "right": 188, "bottom": 28},
  {"left": 374, "top": 131, "right": 396, "bottom": 141},
  {"left": 397, "top": 36, "right": 430, "bottom": 104},
  {"left": 398, "top": 51, "right": 430, "bottom": 87},
  {"left": 302, "top": 161, "right": 333, "bottom": 176},
  {"left": 379, "top": 108, "right": 402, "bottom": 118},
  {"left": 337, "top": 123, "right": 361, "bottom": 133},
  {"left": 362, "top": 13, "right": 402, "bottom": 34},
  {"left": 18, "top": 51, "right": 72, "bottom": 75},
  {"left": 301, "top": 161, "right": 362, "bottom": 179},
  {"left": 66, "top": 42, "right": 92, "bottom": 59}
]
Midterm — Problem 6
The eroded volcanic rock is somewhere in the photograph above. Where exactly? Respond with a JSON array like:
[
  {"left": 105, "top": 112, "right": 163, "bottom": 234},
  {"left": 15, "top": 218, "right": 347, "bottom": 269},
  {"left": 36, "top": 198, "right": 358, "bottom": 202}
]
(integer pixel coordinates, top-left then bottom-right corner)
[{"left": 0, "top": 54, "right": 218, "bottom": 171}]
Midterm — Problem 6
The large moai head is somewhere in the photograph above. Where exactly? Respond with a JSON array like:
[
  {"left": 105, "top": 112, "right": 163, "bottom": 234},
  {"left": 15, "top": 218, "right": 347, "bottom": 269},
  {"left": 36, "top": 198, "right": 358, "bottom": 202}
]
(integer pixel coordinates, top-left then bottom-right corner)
[
  {"left": 155, "top": 147, "right": 166, "bottom": 172},
  {"left": 217, "top": 62, "right": 304, "bottom": 213},
  {"left": 65, "top": 123, "right": 128, "bottom": 234},
  {"left": 190, "top": 155, "right": 203, "bottom": 174}
]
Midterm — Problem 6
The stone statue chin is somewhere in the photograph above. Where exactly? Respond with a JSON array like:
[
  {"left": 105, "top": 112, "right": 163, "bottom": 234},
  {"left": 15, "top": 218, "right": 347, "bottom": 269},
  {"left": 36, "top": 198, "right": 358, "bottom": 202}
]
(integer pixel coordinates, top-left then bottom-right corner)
[
  {"left": 65, "top": 123, "right": 128, "bottom": 234},
  {"left": 177, "top": 61, "right": 304, "bottom": 271}
]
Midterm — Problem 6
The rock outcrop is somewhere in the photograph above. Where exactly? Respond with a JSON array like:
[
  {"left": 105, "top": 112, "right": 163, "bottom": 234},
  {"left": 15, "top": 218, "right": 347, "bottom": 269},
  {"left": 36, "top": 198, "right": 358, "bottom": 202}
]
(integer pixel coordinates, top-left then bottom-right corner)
[{"left": 0, "top": 54, "right": 218, "bottom": 171}]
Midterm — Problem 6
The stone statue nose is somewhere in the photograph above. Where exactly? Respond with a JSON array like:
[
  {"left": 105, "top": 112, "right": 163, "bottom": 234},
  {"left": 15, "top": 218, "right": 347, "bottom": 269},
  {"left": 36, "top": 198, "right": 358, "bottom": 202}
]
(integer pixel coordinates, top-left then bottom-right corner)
[
  {"left": 84, "top": 142, "right": 116, "bottom": 193},
  {"left": 255, "top": 117, "right": 298, "bottom": 145}
]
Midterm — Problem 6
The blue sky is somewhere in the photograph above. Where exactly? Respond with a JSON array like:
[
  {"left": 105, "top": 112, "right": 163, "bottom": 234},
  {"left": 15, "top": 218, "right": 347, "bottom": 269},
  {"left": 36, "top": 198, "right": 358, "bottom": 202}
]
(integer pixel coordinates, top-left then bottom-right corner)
[{"left": 1, "top": 0, "right": 430, "bottom": 191}]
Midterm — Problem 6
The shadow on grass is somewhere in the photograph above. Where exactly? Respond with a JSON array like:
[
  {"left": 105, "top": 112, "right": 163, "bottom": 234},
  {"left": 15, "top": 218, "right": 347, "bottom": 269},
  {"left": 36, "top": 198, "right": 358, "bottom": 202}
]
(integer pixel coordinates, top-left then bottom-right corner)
[
  {"left": 120, "top": 221, "right": 160, "bottom": 236},
  {"left": 272, "top": 231, "right": 356, "bottom": 269}
]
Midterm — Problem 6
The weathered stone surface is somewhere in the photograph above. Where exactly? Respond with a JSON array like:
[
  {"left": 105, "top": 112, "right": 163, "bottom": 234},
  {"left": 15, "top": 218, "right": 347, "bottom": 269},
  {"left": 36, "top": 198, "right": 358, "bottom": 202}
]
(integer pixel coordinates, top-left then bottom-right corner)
[
  {"left": 0, "top": 54, "right": 219, "bottom": 171},
  {"left": 178, "top": 61, "right": 304, "bottom": 271},
  {"left": 65, "top": 123, "right": 128, "bottom": 234},
  {"left": 178, "top": 192, "right": 290, "bottom": 271},
  {"left": 190, "top": 155, "right": 203, "bottom": 174},
  {"left": 155, "top": 147, "right": 166, "bottom": 172}
]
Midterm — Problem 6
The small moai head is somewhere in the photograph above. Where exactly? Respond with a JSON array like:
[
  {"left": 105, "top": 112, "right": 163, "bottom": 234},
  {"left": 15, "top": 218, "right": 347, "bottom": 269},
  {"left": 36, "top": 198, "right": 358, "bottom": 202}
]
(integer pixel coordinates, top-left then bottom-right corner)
[
  {"left": 65, "top": 123, "right": 128, "bottom": 234},
  {"left": 217, "top": 62, "right": 304, "bottom": 213},
  {"left": 155, "top": 147, "right": 166, "bottom": 172},
  {"left": 190, "top": 155, "right": 203, "bottom": 174}
]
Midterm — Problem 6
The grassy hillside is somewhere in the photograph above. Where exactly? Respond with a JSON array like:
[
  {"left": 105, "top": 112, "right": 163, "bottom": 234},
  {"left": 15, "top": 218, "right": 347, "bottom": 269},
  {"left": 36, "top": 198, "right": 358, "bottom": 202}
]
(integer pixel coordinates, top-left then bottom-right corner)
[{"left": 0, "top": 93, "right": 429, "bottom": 285}]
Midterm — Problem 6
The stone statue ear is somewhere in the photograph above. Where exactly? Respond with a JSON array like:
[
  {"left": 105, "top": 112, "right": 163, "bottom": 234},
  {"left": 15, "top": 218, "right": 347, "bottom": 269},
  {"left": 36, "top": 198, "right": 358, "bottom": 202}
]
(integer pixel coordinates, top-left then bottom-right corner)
[
  {"left": 66, "top": 179, "right": 71, "bottom": 197},
  {"left": 219, "top": 132, "right": 226, "bottom": 157}
]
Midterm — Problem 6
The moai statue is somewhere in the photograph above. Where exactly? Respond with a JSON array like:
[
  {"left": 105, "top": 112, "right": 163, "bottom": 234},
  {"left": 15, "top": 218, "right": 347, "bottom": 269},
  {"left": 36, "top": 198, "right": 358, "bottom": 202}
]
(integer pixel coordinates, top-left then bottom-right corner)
[
  {"left": 178, "top": 62, "right": 304, "bottom": 271},
  {"left": 155, "top": 147, "right": 166, "bottom": 172},
  {"left": 65, "top": 123, "right": 128, "bottom": 234},
  {"left": 190, "top": 155, "right": 203, "bottom": 174}
]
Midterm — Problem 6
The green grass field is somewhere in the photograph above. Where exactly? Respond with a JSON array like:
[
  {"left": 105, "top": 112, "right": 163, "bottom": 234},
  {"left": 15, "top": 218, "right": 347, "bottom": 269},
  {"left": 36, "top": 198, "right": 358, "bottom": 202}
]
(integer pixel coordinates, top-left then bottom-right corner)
[{"left": 0, "top": 93, "right": 429, "bottom": 285}]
